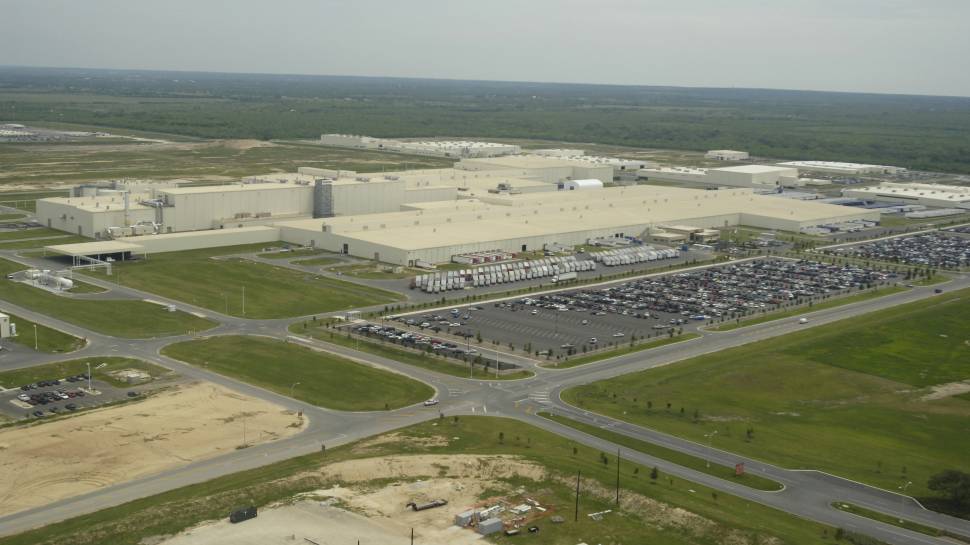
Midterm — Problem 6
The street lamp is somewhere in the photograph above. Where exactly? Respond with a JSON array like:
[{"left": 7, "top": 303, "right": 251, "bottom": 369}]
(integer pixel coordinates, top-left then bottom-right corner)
[
  {"left": 33, "top": 324, "right": 38, "bottom": 350},
  {"left": 703, "top": 430, "right": 718, "bottom": 468},
  {"left": 86, "top": 361, "right": 92, "bottom": 392},
  {"left": 290, "top": 381, "right": 301, "bottom": 398},
  {"left": 898, "top": 481, "right": 912, "bottom": 523}
]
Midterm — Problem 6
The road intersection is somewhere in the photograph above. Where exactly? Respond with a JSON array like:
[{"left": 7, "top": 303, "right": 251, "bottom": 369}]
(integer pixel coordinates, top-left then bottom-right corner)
[{"left": 0, "top": 250, "right": 968, "bottom": 544}]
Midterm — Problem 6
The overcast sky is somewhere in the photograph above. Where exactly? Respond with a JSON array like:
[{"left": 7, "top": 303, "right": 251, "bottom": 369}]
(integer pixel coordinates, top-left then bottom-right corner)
[{"left": 3, "top": 0, "right": 970, "bottom": 97}]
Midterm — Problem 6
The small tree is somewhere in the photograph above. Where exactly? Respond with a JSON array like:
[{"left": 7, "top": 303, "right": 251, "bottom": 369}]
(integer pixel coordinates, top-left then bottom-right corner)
[
  {"left": 928, "top": 469, "right": 970, "bottom": 509},
  {"left": 650, "top": 466, "right": 659, "bottom": 481},
  {"left": 499, "top": 431, "right": 504, "bottom": 444}
]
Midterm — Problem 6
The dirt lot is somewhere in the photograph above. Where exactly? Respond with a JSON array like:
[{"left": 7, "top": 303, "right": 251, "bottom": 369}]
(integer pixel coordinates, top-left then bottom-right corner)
[
  {"left": 158, "top": 454, "right": 545, "bottom": 545},
  {"left": 0, "top": 382, "right": 305, "bottom": 517}
]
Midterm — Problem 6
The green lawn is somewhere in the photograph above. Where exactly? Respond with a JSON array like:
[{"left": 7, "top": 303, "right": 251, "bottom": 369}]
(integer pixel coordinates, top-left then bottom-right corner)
[
  {"left": 0, "top": 259, "right": 216, "bottom": 338},
  {"left": 2, "top": 312, "right": 84, "bottom": 353},
  {"left": 0, "top": 227, "right": 64, "bottom": 241},
  {"left": 67, "top": 279, "right": 107, "bottom": 294},
  {"left": 256, "top": 248, "right": 328, "bottom": 259},
  {"left": 831, "top": 502, "right": 945, "bottom": 538},
  {"left": 0, "top": 357, "right": 170, "bottom": 389},
  {"left": 551, "top": 333, "right": 700, "bottom": 368},
  {"left": 324, "top": 262, "right": 418, "bottom": 280},
  {"left": 0, "top": 213, "right": 26, "bottom": 221},
  {"left": 290, "top": 321, "right": 534, "bottom": 380},
  {"left": 292, "top": 256, "right": 342, "bottom": 267},
  {"left": 709, "top": 286, "right": 906, "bottom": 332},
  {"left": 161, "top": 335, "right": 434, "bottom": 411},
  {"left": 0, "top": 235, "right": 90, "bottom": 249},
  {"left": 87, "top": 245, "right": 403, "bottom": 318},
  {"left": 563, "top": 288, "right": 970, "bottom": 497},
  {"left": 0, "top": 416, "right": 858, "bottom": 545},
  {"left": 540, "top": 413, "right": 782, "bottom": 491}
]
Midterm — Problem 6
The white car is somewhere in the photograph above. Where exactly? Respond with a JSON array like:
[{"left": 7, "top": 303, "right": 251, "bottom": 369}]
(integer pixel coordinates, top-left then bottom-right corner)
[
  {"left": 17, "top": 394, "right": 29, "bottom": 402},
  {"left": 798, "top": 317, "right": 809, "bottom": 324},
  {"left": 423, "top": 399, "right": 439, "bottom": 407},
  {"left": 612, "top": 332, "right": 625, "bottom": 338}
]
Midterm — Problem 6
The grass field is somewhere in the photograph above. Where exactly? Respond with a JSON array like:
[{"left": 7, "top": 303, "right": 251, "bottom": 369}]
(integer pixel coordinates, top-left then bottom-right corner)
[
  {"left": 550, "top": 333, "right": 701, "bottom": 368},
  {"left": 0, "top": 189, "right": 70, "bottom": 211},
  {"left": 0, "top": 235, "right": 89, "bottom": 250},
  {"left": 161, "top": 335, "right": 434, "bottom": 411},
  {"left": 0, "top": 357, "right": 170, "bottom": 389},
  {"left": 2, "top": 312, "right": 84, "bottom": 353},
  {"left": 0, "top": 259, "right": 216, "bottom": 338},
  {"left": 290, "top": 320, "right": 534, "bottom": 380},
  {"left": 0, "top": 213, "right": 26, "bottom": 221},
  {"left": 0, "top": 136, "right": 452, "bottom": 186},
  {"left": 0, "top": 227, "right": 63, "bottom": 241},
  {"left": 0, "top": 416, "right": 864, "bottom": 545},
  {"left": 292, "top": 256, "right": 342, "bottom": 267},
  {"left": 540, "top": 413, "right": 782, "bottom": 491},
  {"left": 327, "top": 262, "right": 414, "bottom": 279},
  {"left": 563, "top": 288, "right": 970, "bottom": 497},
  {"left": 831, "top": 502, "right": 946, "bottom": 538},
  {"left": 86, "top": 245, "right": 403, "bottom": 318},
  {"left": 709, "top": 286, "right": 907, "bottom": 332},
  {"left": 255, "top": 248, "right": 328, "bottom": 259}
]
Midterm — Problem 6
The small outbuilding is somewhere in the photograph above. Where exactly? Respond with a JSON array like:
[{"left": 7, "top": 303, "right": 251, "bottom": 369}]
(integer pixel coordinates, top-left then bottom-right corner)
[{"left": 478, "top": 517, "right": 504, "bottom": 535}]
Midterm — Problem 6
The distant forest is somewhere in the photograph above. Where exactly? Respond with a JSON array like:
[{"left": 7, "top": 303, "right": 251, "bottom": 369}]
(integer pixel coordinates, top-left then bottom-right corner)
[{"left": 2, "top": 66, "right": 969, "bottom": 173}]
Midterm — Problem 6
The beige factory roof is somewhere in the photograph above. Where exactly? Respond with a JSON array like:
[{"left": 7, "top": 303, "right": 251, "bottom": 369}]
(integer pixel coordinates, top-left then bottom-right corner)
[
  {"left": 45, "top": 240, "right": 144, "bottom": 256},
  {"left": 39, "top": 195, "right": 153, "bottom": 213},
  {"left": 161, "top": 183, "right": 309, "bottom": 195},
  {"left": 277, "top": 185, "right": 874, "bottom": 251},
  {"left": 459, "top": 155, "right": 609, "bottom": 169},
  {"left": 711, "top": 165, "right": 797, "bottom": 174}
]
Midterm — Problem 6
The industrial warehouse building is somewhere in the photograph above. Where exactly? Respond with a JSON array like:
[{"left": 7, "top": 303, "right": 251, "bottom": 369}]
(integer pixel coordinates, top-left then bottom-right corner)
[
  {"left": 637, "top": 164, "right": 803, "bottom": 188},
  {"left": 705, "top": 150, "right": 749, "bottom": 161},
  {"left": 776, "top": 161, "right": 906, "bottom": 175},
  {"left": 39, "top": 161, "right": 878, "bottom": 265},
  {"left": 842, "top": 182, "right": 970, "bottom": 209},
  {"left": 273, "top": 185, "right": 878, "bottom": 266}
]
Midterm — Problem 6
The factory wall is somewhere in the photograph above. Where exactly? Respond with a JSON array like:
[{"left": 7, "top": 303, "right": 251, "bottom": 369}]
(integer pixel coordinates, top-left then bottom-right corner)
[
  {"left": 37, "top": 199, "right": 155, "bottom": 238},
  {"left": 331, "top": 181, "right": 406, "bottom": 216},
  {"left": 161, "top": 186, "right": 312, "bottom": 232}
]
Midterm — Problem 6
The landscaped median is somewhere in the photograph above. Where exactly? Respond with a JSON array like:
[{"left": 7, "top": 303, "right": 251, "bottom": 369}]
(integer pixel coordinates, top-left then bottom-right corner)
[
  {"left": 548, "top": 333, "right": 701, "bottom": 369},
  {"left": 0, "top": 357, "right": 170, "bottom": 390},
  {"left": 161, "top": 335, "right": 435, "bottom": 411},
  {"left": 830, "top": 502, "right": 956, "bottom": 540},
  {"left": 0, "top": 258, "right": 217, "bottom": 338},
  {"left": 539, "top": 412, "right": 783, "bottom": 491},
  {"left": 290, "top": 320, "right": 534, "bottom": 380}
]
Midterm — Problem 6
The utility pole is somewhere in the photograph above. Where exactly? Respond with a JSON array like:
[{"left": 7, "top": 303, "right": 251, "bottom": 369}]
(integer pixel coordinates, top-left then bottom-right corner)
[
  {"left": 574, "top": 470, "right": 581, "bottom": 522},
  {"left": 616, "top": 448, "right": 621, "bottom": 506}
]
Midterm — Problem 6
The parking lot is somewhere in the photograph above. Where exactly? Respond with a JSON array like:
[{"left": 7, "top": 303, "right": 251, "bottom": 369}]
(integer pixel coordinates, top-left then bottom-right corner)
[
  {"left": 406, "top": 258, "right": 896, "bottom": 359},
  {"left": 0, "top": 372, "right": 146, "bottom": 420},
  {"left": 828, "top": 230, "right": 970, "bottom": 269}
]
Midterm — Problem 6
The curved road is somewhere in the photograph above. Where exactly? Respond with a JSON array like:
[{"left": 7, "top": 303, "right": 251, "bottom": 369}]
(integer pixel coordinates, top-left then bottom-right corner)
[{"left": 0, "top": 251, "right": 967, "bottom": 544}]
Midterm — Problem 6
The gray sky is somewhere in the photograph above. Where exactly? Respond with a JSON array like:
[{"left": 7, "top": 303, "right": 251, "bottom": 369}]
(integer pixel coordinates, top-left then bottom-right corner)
[{"left": 4, "top": 0, "right": 970, "bottom": 97}]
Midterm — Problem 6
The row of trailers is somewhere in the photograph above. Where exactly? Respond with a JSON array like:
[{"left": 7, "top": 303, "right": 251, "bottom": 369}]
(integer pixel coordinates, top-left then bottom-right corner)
[
  {"left": 411, "top": 256, "right": 597, "bottom": 293},
  {"left": 591, "top": 246, "right": 680, "bottom": 267}
]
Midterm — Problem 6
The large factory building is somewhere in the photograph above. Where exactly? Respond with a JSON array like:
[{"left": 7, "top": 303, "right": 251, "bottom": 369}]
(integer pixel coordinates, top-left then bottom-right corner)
[{"left": 274, "top": 185, "right": 879, "bottom": 266}]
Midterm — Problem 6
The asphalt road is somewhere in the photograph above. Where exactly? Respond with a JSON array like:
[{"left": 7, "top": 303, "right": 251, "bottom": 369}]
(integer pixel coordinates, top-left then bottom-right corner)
[{"left": 0, "top": 247, "right": 968, "bottom": 544}]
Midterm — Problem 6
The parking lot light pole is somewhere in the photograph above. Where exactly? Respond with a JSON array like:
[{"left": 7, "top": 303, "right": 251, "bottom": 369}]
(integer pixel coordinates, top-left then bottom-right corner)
[
  {"left": 704, "top": 430, "right": 718, "bottom": 468},
  {"left": 33, "top": 324, "right": 37, "bottom": 350},
  {"left": 898, "top": 480, "right": 912, "bottom": 522},
  {"left": 86, "top": 362, "right": 91, "bottom": 392}
]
